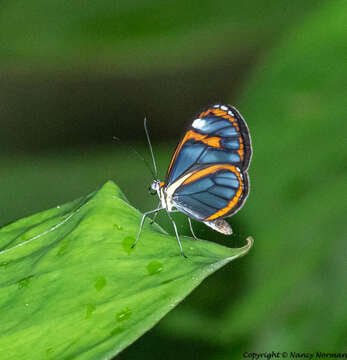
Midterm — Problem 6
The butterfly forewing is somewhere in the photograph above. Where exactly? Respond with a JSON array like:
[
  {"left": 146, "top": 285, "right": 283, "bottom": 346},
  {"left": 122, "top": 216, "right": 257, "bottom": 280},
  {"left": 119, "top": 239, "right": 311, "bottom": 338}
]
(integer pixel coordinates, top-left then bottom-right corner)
[
  {"left": 165, "top": 104, "right": 252, "bottom": 222},
  {"left": 165, "top": 105, "right": 251, "bottom": 186}
]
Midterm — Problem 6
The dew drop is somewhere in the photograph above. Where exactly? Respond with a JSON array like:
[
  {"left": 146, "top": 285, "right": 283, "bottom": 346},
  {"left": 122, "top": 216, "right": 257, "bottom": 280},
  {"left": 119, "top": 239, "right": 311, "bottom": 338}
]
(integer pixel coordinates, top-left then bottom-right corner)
[
  {"left": 146, "top": 261, "right": 163, "bottom": 275},
  {"left": 20, "top": 234, "right": 28, "bottom": 241},
  {"left": 85, "top": 303, "right": 96, "bottom": 319},
  {"left": 94, "top": 276, "right": 107, "bottom": 292},
  {"left": 116, "top": 307, "right": 132, "bottom": 322},
  {"left": 122, "top": 236, "right": 135, "bottom": 256},
  {"left": 17, "top": 275, "right": 34, "bottom": 289},
  {"left": 57, "top": 238, "right": 71, "bottom": 256},
  {"left": 56, "top": 205, "right": 61, "bottom": 209},
  {"left": 110, "top": 326, "right": 124, "bottom": 336},
  {"left": 113, "top": 224, "right": 123, "bottom": 231},
  {"left": 46, "top": 347, "right": 54, "bottom": 358}
]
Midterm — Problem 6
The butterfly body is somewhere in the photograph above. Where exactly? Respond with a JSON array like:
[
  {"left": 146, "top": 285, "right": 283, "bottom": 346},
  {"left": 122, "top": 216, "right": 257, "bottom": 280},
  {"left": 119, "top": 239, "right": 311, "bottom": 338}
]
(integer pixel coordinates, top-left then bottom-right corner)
[{"left": 136, "top": 104, "right": 252, "bottom": 257}]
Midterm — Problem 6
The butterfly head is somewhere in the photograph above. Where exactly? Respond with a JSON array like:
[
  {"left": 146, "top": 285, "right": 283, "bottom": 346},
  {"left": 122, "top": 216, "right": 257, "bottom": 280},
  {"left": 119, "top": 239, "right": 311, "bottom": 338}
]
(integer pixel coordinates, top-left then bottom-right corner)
[{"left": 149, "top": 179, "right": 161, "bottom": 195}]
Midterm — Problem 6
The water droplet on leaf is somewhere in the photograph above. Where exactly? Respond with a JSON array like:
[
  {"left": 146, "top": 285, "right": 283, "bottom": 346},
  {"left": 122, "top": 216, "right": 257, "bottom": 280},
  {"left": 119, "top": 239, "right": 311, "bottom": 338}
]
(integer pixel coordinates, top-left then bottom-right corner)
[
  {"left": 94, "top": 276, "right": 107, "bottom": 291},
  {"left": 122, "top": 236, "right": 135, "bottom": 256},
  {"left": 17, "top": 275, "right": 34, "bottom": 289},
  {"left": 85, "top": 303, "right": 96, "bottom": 319},
  {"left": 146, "top": 261, "right": 163, "bottom": 275},
  {"left": 46, "top": 347, "right": 54, "bottom": 358},
  {"left": 110, "top": 326, "right": 124, "bottom": 336},
  {"left": 57, "top": 238, "right": 71, "bottom": 256},
  {"left": 116, "top": 307, "right": 132, "bottom": 322},
  {"left": 113, "top": 224, "right": 123, "bottom": 231}
]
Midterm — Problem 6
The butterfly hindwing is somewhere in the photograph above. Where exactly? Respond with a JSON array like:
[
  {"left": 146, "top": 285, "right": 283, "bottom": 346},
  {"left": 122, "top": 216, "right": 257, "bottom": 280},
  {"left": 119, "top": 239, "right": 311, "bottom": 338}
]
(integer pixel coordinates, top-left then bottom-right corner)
[
  {"left": 165, "top": 105, "right": 252, "bottom": 185},
  {"left": 170, "top": 164, "right": 249, "bottom": 222}
]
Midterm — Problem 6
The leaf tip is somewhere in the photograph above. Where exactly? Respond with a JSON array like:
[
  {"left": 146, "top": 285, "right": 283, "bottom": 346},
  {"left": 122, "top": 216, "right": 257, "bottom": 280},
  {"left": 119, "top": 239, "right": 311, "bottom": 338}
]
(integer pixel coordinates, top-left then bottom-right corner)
[
  {"left": 240, "top": 236, "right": 254, "bottom": 257},
  {"left": 227, "top": 236, "right": 254, "bottom": 261},
  {"left": 245, "top": 236, "right": 254, "bottom": 250},
  {"left": 99, "top": 180, "right": 128, "bottom": 202}
]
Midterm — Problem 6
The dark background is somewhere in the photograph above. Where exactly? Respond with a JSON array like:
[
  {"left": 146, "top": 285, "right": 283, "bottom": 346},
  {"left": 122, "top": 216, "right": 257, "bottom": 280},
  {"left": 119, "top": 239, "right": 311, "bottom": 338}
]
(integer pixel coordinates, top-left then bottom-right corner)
[{"left": 0, "top": 0, "right": 346, "bottom": 358}]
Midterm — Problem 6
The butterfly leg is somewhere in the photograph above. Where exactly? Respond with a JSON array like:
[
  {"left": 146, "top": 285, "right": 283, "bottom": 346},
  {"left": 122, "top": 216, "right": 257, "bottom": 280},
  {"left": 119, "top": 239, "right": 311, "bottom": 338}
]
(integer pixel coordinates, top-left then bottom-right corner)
[
  {"left": 132, "top": 207, "right": 163, "bottom": 248},
  {"left": 166, "top": 211, "right": 187, "bottom": 258},
  {"left": 150, "top": 201, "right": 161, "bottom": 224},
  {"left": 188, "top": 217, "right": 199, "bottom": 240}
]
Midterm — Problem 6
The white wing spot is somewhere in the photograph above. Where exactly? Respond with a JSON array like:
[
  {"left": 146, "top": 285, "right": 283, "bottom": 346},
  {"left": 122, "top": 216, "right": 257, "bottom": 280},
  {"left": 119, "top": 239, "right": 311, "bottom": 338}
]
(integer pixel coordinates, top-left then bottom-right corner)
[
  {"left": 213, "top": 104, "right": 220, "bottom": 108},
  {"left": 228, "top": 110, "right": 234, "bottom": 117},
  {"left": 192, "top": 118, "right": 206, "bottom": 129},
  {"left": 221, "top": 105, "right": 228, "bottom": 110}
]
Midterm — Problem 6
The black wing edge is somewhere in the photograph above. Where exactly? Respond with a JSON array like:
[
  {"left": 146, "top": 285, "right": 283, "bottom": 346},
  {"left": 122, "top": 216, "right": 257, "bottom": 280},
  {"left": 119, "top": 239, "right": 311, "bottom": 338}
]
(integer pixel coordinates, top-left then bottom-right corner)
[
  {"left": 191, "top": 103, "right": 253, "bottom": 171},
  {"left": 227, "top": 105, "right": 253, "bottom": 172},
  {"left": 223, "top": 171, "right": 250, "bottom": 219}
]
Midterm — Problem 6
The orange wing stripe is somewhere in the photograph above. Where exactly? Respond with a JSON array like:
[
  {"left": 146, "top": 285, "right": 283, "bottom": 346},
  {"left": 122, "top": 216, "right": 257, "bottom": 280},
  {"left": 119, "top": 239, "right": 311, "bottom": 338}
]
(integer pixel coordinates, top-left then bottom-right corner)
[
  {"left": 237, "top": 136, "right": 244, "bottom": 161},
  {"left": 183, "top": 164, "right": 230, "bottom": 184},
  {"left": 167, "top": 107, "right": 241, "bottom": 177},
  {"left": 183, "top": 164, "right": 243, "bottom": 221},
  {"left": 167, "top": 130, "right": 221, "bottom": 174}
]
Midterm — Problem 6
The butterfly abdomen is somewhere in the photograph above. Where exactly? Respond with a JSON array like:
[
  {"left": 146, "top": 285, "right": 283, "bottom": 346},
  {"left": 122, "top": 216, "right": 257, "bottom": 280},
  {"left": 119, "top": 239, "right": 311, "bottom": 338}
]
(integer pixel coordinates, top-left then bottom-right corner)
[{"left": 203, "top": 219, "right": 233, "bottom": 235}]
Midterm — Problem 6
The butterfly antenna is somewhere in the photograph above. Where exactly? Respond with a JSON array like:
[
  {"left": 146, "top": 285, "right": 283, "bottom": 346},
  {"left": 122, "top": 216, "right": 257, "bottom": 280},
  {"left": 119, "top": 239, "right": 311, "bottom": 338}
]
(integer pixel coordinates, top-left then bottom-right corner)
[
  {"left": 112, "top": 136, "right": 156, "bottom": 179},
  {"left": 144, "top": 117, "right": 158, "bottom": 178}
]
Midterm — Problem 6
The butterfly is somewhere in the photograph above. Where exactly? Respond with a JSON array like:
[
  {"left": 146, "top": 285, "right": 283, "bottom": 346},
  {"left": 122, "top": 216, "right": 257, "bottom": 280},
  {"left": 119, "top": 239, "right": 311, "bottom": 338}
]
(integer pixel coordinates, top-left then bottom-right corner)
[{"left": 133, "top": 104, "right": 252, "bottom": 257}]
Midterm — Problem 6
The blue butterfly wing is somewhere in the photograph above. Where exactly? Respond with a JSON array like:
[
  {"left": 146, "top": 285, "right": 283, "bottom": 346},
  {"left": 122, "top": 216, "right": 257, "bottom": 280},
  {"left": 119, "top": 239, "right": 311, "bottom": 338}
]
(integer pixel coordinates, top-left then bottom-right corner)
[
  {"left": 165, "top": 104, "right": 252, "bottom": 186},
  {"left": 170, "top": 165, "right": 249, "bottom": 221}
]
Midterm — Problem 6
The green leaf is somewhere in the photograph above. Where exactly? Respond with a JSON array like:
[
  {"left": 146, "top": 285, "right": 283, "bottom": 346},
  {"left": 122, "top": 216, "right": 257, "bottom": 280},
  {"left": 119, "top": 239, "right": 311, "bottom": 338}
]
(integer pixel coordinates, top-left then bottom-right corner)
[{"left": 0, "top": 181, "right": 252, "bottom": 360}]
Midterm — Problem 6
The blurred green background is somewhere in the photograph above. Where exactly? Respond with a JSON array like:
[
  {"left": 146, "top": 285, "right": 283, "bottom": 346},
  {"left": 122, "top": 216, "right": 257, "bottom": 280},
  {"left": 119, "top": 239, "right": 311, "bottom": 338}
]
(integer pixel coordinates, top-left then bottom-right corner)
[{"left": 1, "top": 0, "right": 346, "bottom": 358}]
